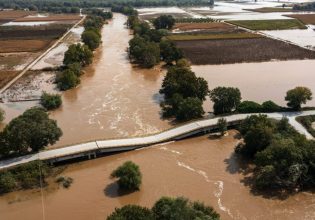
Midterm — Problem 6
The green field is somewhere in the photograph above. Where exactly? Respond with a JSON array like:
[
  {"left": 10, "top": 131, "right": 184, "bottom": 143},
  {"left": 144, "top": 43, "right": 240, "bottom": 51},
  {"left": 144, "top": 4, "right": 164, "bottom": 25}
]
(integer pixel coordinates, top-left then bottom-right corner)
[
  {"left": 227, "top": 19, "right": 306, "bottom": 30},
  {"left": 245, "top": 7, "right": 294, "bottom": 13},
  {"left": 167, "top": 32, "right": 261, "bottom": 41}
]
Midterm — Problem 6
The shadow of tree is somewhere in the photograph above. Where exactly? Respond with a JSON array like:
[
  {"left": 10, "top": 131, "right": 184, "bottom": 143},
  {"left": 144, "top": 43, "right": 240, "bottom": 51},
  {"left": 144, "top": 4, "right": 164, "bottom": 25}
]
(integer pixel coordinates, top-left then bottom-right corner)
[{"left": 104, "top": 182, "right": 137, "bottom": 198}]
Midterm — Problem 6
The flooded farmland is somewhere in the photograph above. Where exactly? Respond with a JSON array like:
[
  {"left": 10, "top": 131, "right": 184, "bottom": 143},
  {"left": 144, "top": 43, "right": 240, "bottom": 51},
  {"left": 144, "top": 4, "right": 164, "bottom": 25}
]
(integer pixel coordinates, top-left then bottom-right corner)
[
  {"left": 1, "top": 5, "right": 315, "bottom": 220},
  {"left": 1, "top": 131, "right": 315, "bottom": 220}
]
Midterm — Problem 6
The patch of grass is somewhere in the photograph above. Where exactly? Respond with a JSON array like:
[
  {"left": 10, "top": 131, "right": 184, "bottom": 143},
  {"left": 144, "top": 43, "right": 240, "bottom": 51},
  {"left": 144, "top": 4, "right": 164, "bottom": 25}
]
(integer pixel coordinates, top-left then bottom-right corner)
[
  {"left": 167, "top": 32, "right": 261, "bottom": 41},
  {"left": 296, "top": 115, "right": 315, "bottom": 137},
  {"left": 227, "top": 19, "right": 306, "bottom": 30}
]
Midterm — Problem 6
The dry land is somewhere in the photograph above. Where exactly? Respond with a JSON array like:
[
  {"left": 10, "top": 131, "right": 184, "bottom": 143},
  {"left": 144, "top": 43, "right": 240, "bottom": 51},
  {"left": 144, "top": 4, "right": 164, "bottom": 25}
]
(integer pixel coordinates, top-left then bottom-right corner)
[
  {"left": 0, "top": 39, "right": 53, "bottom": 53},
  {"left": 227, "top": 19, "right": 306, "bottom": 30},
  {"left": 286, "top": 14, "right": 315, "bottom": 25},
  {"left": 245, "top": 7, "right": 294, "bottom": 13},
  {"left": 168, "top": 32, "right": 260, "bottom": 41},
  {"left": 139, "top": 12, "right": 191, "bottom": 20},
  {"left": 175, "top": 37, "right": 315, "bottom": 64}
]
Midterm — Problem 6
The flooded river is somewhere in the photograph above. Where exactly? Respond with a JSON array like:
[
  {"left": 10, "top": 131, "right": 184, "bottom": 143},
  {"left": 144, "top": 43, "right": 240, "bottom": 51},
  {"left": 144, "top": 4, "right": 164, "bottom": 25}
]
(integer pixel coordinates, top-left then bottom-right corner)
[{"left": 1, "top": 131, "right": 315, "bottom": 220}]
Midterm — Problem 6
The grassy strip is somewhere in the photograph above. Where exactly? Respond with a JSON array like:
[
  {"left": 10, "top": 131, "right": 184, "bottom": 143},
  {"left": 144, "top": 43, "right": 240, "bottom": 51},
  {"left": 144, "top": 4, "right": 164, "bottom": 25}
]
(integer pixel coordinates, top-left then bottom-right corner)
[
  {"left": 227, "top": 19, "right": 306, "bottom": 30},
  {"left": 245, "top": 7, "right": 293, "bottom": 13},
  {"left": 296, "top": 115, "right": 315, "bottom": 137},
  {"left": 167, "top": 32, "right": 261, "bottom": 41}
]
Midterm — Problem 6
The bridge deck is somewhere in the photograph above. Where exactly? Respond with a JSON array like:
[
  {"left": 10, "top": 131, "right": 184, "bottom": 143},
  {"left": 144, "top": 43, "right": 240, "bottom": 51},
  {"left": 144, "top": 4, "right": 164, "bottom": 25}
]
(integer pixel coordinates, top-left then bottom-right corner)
[{"left": 0, "top": 111, "right": 314, "bottom": 170}]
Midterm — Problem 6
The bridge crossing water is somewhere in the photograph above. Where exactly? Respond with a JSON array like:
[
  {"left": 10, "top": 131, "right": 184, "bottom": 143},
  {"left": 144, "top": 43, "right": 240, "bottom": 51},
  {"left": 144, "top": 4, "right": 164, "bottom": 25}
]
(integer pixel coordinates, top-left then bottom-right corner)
[{"left": 0, "top": 110, "right": 314, "bottom": 170}]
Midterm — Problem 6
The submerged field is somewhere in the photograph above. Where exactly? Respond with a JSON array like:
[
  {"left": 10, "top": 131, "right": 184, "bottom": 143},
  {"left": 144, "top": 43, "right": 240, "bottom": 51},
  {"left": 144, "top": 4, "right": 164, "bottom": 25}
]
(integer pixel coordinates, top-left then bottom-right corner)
[
  {"left": 227, "top": 19, "right": 306, "bottom": 30},
  {"left": 286, "top": 14, "right": 315, "bottom": 25},
  {"left": 175, "top": 37, "right": 315, "bottom": 65}
]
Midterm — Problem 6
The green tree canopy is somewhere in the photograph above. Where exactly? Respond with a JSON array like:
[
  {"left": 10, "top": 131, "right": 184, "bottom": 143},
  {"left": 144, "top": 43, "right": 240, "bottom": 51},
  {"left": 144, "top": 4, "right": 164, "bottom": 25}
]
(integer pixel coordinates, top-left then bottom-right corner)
[
  {"left": 63, "top": 44, "right": 93, "bottom": 67},
  {"left": 107, "top": 205, "right": 154, "bottom": 220},
  {"left": 217, "top": 118, "right": 227, "bottom": 136},
  {"left": 0, "top": 107, "right": 62, "bottom": 156},
  {"left": 82, "top": 30, "right": 101, "bottom": 51},
  {"left": 153, "top": 15, "right": 175, "bottom": 29},
  {"left": 285, "top": 86, "right": 312, "bottom": 110},
  {"left": 175, "top": 96, "right": 205, "bottom": 120},
  {"left": 57, "top": 69, "right": 80, "bottom": 91},
  {"left": 40, "top": 92, "right": 62, "bottom": 110},
  {"left": 210, "top": 87, "right": 241, "bottom": 115},
  {"left": 111, "top": 161, "right": 142, "bottom": 191},
  {"left": 160, "top": 40, "right": 183, "bottom": 64}
]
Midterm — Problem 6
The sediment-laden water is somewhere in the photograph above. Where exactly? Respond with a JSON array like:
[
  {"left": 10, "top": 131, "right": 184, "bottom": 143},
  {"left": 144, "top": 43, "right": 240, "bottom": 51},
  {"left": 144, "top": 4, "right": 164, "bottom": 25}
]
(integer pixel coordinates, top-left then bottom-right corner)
[{"left": 1, "top": 131, "right": 314, "bottom": 220}]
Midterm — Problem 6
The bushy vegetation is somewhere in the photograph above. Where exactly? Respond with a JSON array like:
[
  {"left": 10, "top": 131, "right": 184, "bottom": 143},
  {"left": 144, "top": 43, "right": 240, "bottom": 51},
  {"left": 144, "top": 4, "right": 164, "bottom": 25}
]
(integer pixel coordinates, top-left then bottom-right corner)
[
  {"left": 228, "top": 19, "right": 306, "bottom": 30},
  {"left": 40, "top": 92, "right": 62, "bottom": 110},
  {"left": 217, "top": 118, "right": 227, "bottom": 136},
  {"left": 296, "top": 115, "right": 315, "bottom": 137},
  {"left": 209, "top": 87, "right": 241, "bottom": 115},
  {"left": 153, "top": 15, "right": 175, "bottom": 30},
  {"left": 56, "top": 176, "right": 74, "bottom": 188},
  {"left": 160, "top": 66, "right": 208, "bottom": 120},
  {"left": 111, "top": 161, "right": 142, "bottom": 191},
  {"left": 0, "top": 107, "right": 5, "bottom": 122},
  {"left": 107, "top": 196, "right": 220, "bottom": 220},
  {"left": 57, "top": 69, "right": 80, "bottom": 90},
  {"left": 0, "top": 107, "right": 62, "bottom": 157},
  {"left": 126, "top": 9, "right": 183, "bottom": 68},
  {"left": 0, "top": 161, "right": 51, "bottom": 194},
  {"left": 237, "top": 100, "right": 282, "bottom": 113},
  {"left": 285, "top": 86, "right": 312, "bottom": 110},
  {"left": 236, "top": 115, "right": 315, "bottom": 191}
]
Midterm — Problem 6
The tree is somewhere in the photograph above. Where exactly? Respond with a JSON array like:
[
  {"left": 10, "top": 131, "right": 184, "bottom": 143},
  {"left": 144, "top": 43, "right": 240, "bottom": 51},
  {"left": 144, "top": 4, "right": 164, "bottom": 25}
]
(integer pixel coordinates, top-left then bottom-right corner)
[
  {"left": 40, "top": 92, "right": 62, "bottom": 110},
  {"left": 111, "top": 161, "right": 142, "bottom": 191},
  {"left": 63, "top": 44, "right": 93, "bottom": 67},
  {"left": 66, "top": 62, "right": 82, "bottom": 76},
  {"left": 176, "top": 58, "right": 190, "bottom": 69},
  {"left": 176, "top": 97, "right": 204, "bottom": 120},
  {"left": 160, "top": 66, "right": 208, "bottom": 119},
  {"left": 285, "top": 87, "right": 312, "bottom": 110},
  {"left": 0, "top": 107, "right": 62, "bottom": 155},
  {"left": 262, "top": 100, "right": 281, "bottom": 112},
  {"left": 217, "top": 118, "right": 227, "bottom": 136},
  {"left": 152, "top": 197, "right": 220, "bottom": 220},
  {"left": 82, "top": 30, "right": 101, "bottom": 50},
  {"left": 0, "top": 172, "right": 16, "bottom": 193},
  {"left": 236, "top": 115, "right": 275, "bottom": 158},
  {"left": 237, "top": 101, "right": 262, "bottom": 113},
  {"left": 107, "top": 205, "right": 154, "bottom": 220},
  {"left": 210, "top": 87, "right": 241, "bottom": 115},
  {"left": 57, "top": 69, "right": 80, "bottom": 91},
  {"left": 153, "top": 15, "right": 175, "bottom": 29},
  {"left": 160, "top": 40, "right": 183, "bottom": 64}
]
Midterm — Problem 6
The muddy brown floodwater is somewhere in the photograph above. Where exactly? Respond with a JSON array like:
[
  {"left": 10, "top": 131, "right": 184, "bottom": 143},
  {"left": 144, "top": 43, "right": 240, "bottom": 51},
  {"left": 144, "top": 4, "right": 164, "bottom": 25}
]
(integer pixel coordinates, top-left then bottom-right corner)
[{"left": 1, "top": 131, "right": 315, "bottom": 220}]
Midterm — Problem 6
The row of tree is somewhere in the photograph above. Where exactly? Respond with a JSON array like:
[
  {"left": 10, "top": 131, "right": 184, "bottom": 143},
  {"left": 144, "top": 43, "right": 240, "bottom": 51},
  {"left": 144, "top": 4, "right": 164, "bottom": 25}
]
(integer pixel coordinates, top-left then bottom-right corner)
[
  {"left": 0, "top": 0, "right": 211, "bottom": 12},
  {"left": 160, "top": 70, "right": 313, "bottom": 120},
  {"left": 235, "top": 115, "right": 315, "bottom": 191},
  {"left": 57, "top": 11, "right": 112, "bottom": 91},
  {"left": 127, "top": 13, "right": 183, "bottom": 68}
]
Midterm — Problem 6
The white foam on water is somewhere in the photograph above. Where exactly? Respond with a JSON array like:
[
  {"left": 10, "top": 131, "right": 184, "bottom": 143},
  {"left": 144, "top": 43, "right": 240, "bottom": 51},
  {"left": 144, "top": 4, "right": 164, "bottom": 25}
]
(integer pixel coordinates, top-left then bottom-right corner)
[{"left": 160, "top": 146, "right": 182, "bottom": 155}]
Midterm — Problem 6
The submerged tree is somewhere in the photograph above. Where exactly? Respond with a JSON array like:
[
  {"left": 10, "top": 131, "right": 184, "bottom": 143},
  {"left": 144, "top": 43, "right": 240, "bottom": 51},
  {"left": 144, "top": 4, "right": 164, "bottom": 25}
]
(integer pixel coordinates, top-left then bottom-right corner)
[
  {"left": 210, "top": 87, "right": 241, "bottom": 115},
  {"left": 111, "top": 161, "right": 142, "bottom": 191}
]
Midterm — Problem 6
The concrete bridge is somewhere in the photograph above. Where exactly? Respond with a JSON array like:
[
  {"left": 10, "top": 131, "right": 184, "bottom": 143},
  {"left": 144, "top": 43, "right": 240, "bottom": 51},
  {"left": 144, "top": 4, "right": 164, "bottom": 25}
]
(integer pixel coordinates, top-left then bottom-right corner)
[{"left": 0, "top": 110, "right": 314, "bottom": 170}]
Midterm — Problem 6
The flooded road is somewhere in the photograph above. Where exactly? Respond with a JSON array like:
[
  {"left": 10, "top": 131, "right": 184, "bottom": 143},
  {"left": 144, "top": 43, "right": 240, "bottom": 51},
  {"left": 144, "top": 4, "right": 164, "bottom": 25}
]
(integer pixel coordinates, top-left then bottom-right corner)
[{"left": 1, "top": 131, "right": 315, "bottom": 220}]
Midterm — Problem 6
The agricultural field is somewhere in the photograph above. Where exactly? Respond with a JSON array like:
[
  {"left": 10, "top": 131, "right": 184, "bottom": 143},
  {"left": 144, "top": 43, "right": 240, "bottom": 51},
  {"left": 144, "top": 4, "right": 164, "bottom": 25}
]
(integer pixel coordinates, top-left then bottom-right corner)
[
  {"left": 0, "top": 10, "right": 35, "bottom": 24},
  {"left": 168, "top": 31, "right": 260, "bottom": 41},
  {"left": 0, "top": 39, "right": 53, "bottom": 53},
  {"left": 14, "top": 14, "right": 81, "bottom": 23},
  {"left": 175, "top": 37, "right": 315, "bottom": 65},
  {"left": 286, "top": 14, "right": 315, "bottom": 25},
  {"left": 227, "top": 19, "right": 306, "bottom": 30},
  {"left": 173, "top": 22, "right": 234, "bottom": 31},
  {"left": 245, "top": 7, "right": 294, "bottom": 13}
]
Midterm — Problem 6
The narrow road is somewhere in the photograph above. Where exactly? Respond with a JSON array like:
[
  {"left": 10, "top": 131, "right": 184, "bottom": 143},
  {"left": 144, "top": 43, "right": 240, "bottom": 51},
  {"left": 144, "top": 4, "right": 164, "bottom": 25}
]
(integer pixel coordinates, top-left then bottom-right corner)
[
  {"left": 0, "top": 110, "right": 314, "bottom": 170},
  {"left": 0, "top": 15, "right": 86, "bottom": 94}
]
